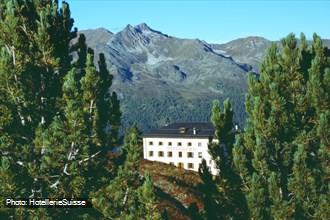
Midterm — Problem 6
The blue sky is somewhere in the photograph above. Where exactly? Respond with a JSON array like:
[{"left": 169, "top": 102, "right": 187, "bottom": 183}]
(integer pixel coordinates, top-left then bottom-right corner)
[{"left": 66, "top": 0, "right": 330, "bottom": 43}]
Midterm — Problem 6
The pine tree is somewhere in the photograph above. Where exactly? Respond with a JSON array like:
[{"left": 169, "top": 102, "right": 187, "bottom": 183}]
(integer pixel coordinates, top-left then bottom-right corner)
[
  {"left": 98, "top": 53, "right": 121, "bottom": 148},
  {"left": 233, "top": 33, "right": 330, "bottom": 219},
  {"left": 0, "top": 1, "right": 120, "bottom": 219},
  {"left": 138, "top": 172, "right": 162, "bottom": 220},
  {"left": 0, "top": 1, "right": 76, "bottom": 218},
  {"left": 74, "top": 34, "right": 88, "bottom": 71},
  {"left": 92, "top": 127, "right": 162, "bottom": 219},
  {"left": 206, "top": 99, "right": 248, "bottom": 219},
  {"left": 37, "top": 67, "right": 88, "bottom": 198},
  {"left": 198, "top": 159, "right": 223, "bottom": 220},
  {"left": 92, "top": 126, "right": 147, "bottom": 219}
]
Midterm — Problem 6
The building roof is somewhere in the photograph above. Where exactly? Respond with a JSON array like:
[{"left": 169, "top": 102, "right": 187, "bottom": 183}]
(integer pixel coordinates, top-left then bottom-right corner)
[{"left": 143, "top": 122, "right": 215, "bottom": 138}]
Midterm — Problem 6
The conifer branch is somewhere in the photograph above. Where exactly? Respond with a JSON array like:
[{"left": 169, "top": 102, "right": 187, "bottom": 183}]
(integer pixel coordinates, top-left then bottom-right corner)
[
  {"left": 122, "top": 187, "right": 129, "bottom": 205},
  {"left": 78, "top": 150, "right": 101, "bottom": 165},
  {"left": 50, "top": 179, "right": 60, "bottom": 189}
]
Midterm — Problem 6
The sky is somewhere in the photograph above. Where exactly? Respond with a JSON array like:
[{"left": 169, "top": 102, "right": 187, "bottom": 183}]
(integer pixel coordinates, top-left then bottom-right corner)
[{"left": 66, "top": 0, "right": 330, "bottom": 44}]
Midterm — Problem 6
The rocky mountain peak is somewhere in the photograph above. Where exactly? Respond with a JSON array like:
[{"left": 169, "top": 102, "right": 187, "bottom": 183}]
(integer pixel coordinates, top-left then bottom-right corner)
[
  {"left": 122, "top": 23, "right": 152, "bottom": 34},
  {"left": 120, "top": 23, "right": 168, "bottom": 39},
  {"left": 124, "top": 24, "right": 135, "bottom": 31},
  {"left": 135, "top": 22, "right": 152, "bottom": 32}
]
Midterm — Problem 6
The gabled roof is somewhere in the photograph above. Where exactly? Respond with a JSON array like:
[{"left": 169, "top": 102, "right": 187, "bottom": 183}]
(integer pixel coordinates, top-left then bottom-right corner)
[{"left": 143, "top": 122, "right": 214, "bottom": 138}]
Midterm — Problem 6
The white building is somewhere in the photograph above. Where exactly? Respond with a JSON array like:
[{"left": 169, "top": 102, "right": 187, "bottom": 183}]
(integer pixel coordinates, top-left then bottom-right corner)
[{"left": 143, "top": 122, "right": 218, "bottom": 175}]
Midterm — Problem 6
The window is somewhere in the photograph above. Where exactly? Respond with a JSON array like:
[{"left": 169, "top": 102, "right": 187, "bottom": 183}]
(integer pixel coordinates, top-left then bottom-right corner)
[
  {"left": 178, "top": 152, "right": 182, "bottom": 158},
  {"left": 169, "top": 162, "right": 174, "bottom": 166},
  {"left": 168, "top": 142, "right": 172, "bottom": 146},
  {"left": 198, "top": 152, "right": 202, "bottom": 158},
  {"left": 149, "top": 141, "right": 153, "bottom": 145},
  {"left": 158, "top": 151, "right": 164, "bottom": 157},
  {"left": 179, "top": 127, "right": 187, "bottom": 133},
  {"left": 187, "top": 152, "right": 194, "bottom": 158},
  {"left": 188, "top": 142, "right": 192, "bottom": 146},
  {"left": 178, "top": 162, "right": 184, "bottom": 168},
  {"left": 159, "top": 141, "right": 163, "bottom": 146},
  {"left": 198, "top": 142, "right": 202, "bottom": 147},
  {"left": 188, "top": 163, "right": 194, "bottom": 169},
  {"left": 167, "top": 151, "right": 173, "bottom": 157},
  {"left": 149, "top": 151, "right": 153, "bottom": 157},
  {"left": 177, "top": 142, "right": 182, "bottom": 146}
]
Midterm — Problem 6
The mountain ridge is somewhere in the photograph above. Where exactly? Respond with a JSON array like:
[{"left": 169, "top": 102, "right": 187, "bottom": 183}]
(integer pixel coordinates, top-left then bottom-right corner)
[{"left": 77, "top": 23, "right": 329, "bottom": 132}]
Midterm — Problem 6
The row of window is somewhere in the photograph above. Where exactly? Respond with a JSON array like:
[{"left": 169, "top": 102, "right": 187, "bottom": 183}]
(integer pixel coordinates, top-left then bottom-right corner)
[
  {"left": 170, "top": 162, "right": 195, "bottom": 169},
  {"left": 149, "top": 141, "right": 202, "bottom": 147},
  {"left": 148, "top": 151, "right": 203, "bottom": 158},
  {"left": 169, "top": 162, "right": 208, "bottom": 169}
]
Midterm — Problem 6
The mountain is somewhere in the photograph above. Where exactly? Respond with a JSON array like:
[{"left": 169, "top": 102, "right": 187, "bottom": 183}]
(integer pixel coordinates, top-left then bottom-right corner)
[
  {"left": 77, "top": 27, "right": 113, "bottom": 48},
  {"left": 79, "top": 23, "right": 250, "bottom": 132},
  {"left": 77, "top": 23, "right": 330, "bottom": 133},
  {"left": 212, "top": 37, "right": 330, "bottom": 72},
  {"left": 211, "top": 37, "right": 271, "bottom": 71},
  {"left": 323, "top": 39, "right": 330, "bottom": 48}
]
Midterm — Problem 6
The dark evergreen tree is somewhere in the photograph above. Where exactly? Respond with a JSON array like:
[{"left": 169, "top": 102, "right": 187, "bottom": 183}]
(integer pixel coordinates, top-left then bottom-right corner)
[
  {"left": 137, "top": 172, "right": 162, "bottom": 220},
  {"left": 91, "top": 126, "right": 141, "bottom": 218},
  {"left": 187, "top": 203, "right": 203, "bottom": 220},
  {"left": 198, "top": 159, "right": 223, "bottom": 220},
  {"left": 98, "top": 53, "right": 121, "bottom": 148},
  {"left": 206, "top": 99, "right": 248, "bottom": 219},
  {"left": 0, "top": 1, "right": 120, "bottom": 219},
  {"left": 74, "top": 33, "right": 87, "bottom": 70},
  {"left": 92, "top": 126, "right": 161, "bottom": 219},
  {"left": 0, "top": 1, "right": 76, "bottom": 218},
  {"left": 233, "top": 33, "right": 330, "bottom": 219}
]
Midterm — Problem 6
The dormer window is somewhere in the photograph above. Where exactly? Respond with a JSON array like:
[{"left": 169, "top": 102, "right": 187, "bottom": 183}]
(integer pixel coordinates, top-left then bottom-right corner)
[{"left": 179, "top": 127, "right": 187, "bottom": 133}]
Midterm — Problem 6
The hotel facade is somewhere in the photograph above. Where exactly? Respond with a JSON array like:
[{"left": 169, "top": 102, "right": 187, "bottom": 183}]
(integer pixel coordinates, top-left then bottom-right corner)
[{"left": 143, "top": 122, "right": 218, "bottom": 175}]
